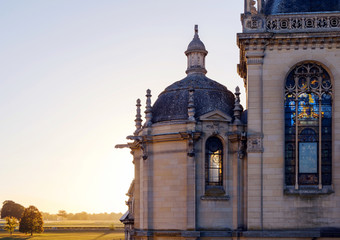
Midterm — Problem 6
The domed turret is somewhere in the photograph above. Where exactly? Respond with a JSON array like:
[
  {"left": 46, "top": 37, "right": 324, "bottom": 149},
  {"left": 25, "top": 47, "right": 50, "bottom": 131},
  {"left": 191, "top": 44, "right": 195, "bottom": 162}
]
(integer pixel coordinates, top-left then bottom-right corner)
[
  {"left": 264, "top": 0, "right": 340, "bottom": 15},
  {"left": 185, "top": 25, "right": 208, "bottom": 75},
  {"left": 186, "top": 25, "right": 208, "bottom": 52},
  {"left": 152, "top": 26, "right": 235, "bottom": 123}
]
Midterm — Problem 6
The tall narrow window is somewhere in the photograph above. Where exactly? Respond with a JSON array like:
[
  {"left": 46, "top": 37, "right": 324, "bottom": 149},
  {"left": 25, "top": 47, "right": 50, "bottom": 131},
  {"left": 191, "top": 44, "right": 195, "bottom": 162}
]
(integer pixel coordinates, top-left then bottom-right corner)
[
  {"left": 205, "top": 137, "right": 223, "bottom": 186},
  {"left": 285, "top": 62, "right": 332, "bottom": 188}
]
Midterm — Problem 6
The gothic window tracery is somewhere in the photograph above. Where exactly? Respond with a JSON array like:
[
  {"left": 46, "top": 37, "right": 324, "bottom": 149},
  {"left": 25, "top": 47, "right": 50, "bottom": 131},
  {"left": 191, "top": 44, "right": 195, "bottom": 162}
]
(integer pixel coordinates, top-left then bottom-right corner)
[{"left": 284, "top": 62, "right": 332, "bottom": 187}]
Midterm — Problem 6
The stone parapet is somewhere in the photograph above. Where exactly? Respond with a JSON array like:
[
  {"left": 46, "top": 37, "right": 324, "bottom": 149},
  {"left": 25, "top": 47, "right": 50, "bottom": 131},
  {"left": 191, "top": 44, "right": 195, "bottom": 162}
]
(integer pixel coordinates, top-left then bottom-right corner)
[{"left": 242, "top": 12, "right": 340, "bottom": 34}]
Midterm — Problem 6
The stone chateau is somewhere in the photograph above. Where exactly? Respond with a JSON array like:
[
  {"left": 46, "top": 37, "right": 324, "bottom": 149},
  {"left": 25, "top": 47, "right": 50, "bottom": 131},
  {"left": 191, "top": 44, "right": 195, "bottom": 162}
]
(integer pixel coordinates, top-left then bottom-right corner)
[{"left": 117, "top": 0, "right": 340, "bottom": 239}]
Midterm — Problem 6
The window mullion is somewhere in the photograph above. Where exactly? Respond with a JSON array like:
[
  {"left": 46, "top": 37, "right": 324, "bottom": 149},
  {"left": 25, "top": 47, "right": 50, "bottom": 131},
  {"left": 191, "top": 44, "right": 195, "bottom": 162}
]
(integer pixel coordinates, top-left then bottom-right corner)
[
  {"left": 295, "top": 97, "right": 299, "bottom": 189},
  {"left": 319, "top": 98, "right": 322, "bottom": 189}
]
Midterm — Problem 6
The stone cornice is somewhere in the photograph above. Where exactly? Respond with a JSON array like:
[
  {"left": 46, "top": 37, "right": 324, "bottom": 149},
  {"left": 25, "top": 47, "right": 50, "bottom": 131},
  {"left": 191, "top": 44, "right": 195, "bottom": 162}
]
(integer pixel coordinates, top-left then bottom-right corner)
[
  {"left": 127, "top": 132, "right": 201, "bottom": 146},
  {"left": 237, "top": 32, "right": 340, "bottom": 83},
  {"left": 238, "top": 31, "right": 340, "bottom": 49}
]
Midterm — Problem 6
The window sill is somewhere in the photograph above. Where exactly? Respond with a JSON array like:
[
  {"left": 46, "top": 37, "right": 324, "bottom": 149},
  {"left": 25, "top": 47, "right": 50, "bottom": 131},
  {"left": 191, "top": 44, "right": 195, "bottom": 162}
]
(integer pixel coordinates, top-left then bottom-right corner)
[
  {"left": 284, "top": 185, "right": 334, "bottom": 196},
  {"left": 200, "top": 195, "right": 230, "bottom": 201},
  {"left": 202, "top": 186, "right": 229, "bottom": 200}
]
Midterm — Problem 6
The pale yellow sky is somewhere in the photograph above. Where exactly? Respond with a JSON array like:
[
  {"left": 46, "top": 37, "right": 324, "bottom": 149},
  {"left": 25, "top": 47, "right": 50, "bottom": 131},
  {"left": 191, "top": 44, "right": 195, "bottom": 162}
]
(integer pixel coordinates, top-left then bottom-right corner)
[{"left": 0, "top": 0, "right": 244, "bottom": 214}]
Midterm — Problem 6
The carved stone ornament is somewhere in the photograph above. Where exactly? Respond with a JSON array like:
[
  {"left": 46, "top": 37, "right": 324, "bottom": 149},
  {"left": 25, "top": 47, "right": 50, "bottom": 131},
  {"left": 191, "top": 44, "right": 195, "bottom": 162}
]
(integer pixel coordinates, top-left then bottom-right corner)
[
  {"left": 238, "top": 132, "right": 247, "bottom": 159},
  {"left": 249, "top": 0, "right": 257, "bottom": 15},
  {"left": 140, "top": 142, "right": 148, "bottom": 160},
  {"left": 266, "top": 13, "right": 340, "bottom": 33},
  {"left": 187, "top": 137, "right": 195, "bottom": 157},
  {"left": 205, "top": 122, "right": 225, "bottom": 136},
  {"left": 246, "top": 17, "right": 261, "bottom": 29},
  {"left": 247, "top": 135, "right": 263, "bottom": 153}
]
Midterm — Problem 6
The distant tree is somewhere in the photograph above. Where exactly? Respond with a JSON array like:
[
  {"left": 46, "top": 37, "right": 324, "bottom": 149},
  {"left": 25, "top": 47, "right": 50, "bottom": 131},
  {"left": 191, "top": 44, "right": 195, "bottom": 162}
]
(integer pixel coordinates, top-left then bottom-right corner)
[
  {"left": 3, "top": 216, "right": 18, "bottom": 235},
  {"left": 19, "top": 206, "right": 44, "bottom": 236},
  {"left": 41, "top": 212, "right": 58, "bottom": 221},
  {"left": 72, "top": 211, "right": 88, "bottom": 220},
  {"left": 1, "top": 200, "right": 25, "bottom": 220},
  {"left": 40, "top": 211, "right": 123, "bottom": 221},
  {"left": 57, "top": 210, "right": 67, "bottom": 220},
  {"left": 66, "top": 212, "right": 74, "bottom": 220}
]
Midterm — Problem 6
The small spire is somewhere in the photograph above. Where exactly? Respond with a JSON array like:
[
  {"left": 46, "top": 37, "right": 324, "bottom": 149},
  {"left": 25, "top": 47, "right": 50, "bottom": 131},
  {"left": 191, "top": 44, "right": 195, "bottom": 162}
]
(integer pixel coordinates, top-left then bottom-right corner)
[
  {"left": 188, "top": 88, "right": 195, "bottom": 122},
  {"left": 233, "top": 86, "right": 243, "bottom": 125},
  {"left": 195, "top": 25, "right": 198, "bottom": 34},
  {"left": 145, "top": 89, "right": 152, "bottom": 127},
  {"left": 134, "top": 99, "right": 142, "bottom": 135}
]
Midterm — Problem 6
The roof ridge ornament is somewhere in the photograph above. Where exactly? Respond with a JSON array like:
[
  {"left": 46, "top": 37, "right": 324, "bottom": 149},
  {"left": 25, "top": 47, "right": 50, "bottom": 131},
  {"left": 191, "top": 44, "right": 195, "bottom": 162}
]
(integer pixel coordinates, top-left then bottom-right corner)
[
  {"left": 188, "top": 87, "right": 196, "bottom": 122},
  {"left": 134, "top": 99, "right": 142, "bottom": 135},
  {"left": 144, "top": 89, "right": 152, "bottom": 127},
  {"left": 233, "top": 86, "right": 243, "bottom": 125}
]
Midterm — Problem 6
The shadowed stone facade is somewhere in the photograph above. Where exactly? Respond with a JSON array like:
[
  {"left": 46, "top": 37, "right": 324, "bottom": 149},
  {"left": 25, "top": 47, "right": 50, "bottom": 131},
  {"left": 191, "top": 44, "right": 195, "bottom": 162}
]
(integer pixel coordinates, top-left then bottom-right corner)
[{"left": 117, "top": 1, "right": 340, "bottom": 239}]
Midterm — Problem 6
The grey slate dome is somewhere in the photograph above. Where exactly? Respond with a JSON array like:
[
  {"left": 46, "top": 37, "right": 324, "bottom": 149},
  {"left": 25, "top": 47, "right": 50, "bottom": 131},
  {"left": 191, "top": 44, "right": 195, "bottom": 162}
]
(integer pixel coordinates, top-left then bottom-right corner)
[
  {"left": 264, "top": 0, "right": 340, "bottom": 15},
  {"left": 152, "top": 73, "right": 235, "bottom": 123}
]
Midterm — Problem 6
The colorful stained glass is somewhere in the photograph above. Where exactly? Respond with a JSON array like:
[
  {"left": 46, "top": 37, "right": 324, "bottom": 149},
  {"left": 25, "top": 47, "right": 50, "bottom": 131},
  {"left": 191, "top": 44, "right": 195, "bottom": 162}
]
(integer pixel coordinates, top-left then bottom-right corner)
[
  {"left": 310, "top": 77, "right": 319, "bottom": 88},
  {"left": 297, "top": 93, "right": 320, "bottom": 127},
  {"left": 298, "top": 77, "right": 307, "bottom": 89},
  {"left": 322, "top": 75, "right": 331, "bottom": 88},
  {"left": 285, "top": 63, "right": 332, "bottom": 186}
]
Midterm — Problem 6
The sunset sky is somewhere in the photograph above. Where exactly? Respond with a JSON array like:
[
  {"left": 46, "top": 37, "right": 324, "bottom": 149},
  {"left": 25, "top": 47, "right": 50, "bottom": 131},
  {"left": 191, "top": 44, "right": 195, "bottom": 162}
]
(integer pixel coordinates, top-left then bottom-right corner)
[{"left": 0, "top": 0, "right": 244, "bottom": 214}]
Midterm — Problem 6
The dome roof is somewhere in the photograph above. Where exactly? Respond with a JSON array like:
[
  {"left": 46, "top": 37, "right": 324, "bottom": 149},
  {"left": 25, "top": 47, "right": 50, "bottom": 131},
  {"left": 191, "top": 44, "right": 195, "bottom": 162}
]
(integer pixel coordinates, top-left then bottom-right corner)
[
  {"left": 152, "top": 73, "right": 235, "bottom": 123},
  {"left": 186, "top": 36, "right": 207, "bottom": 52},
  {"left": 264, "top": 0, "right": 340, "bottom": 15},
  {"left": 185, "top": 25, "right": 207, "bottom": 53}
]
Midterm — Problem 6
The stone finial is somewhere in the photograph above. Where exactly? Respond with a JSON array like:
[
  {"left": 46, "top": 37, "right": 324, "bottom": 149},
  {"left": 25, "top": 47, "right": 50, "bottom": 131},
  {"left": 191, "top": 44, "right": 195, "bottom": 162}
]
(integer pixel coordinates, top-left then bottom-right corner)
[
  {"left": 144, "top": 89, "right": 152, "bottom": 127},
  {"left": 195, "top": 24, "right": 198, "bottom": 34},
  {"left": 134, "top": 99, "right": 142, "bottom": 135},
  {"left": 234, "top": 86, "right": 243, "bottom": 125},
  {"left": 250, "top": 0, "right": 258, "bottom": 14},
  {"left": 188, "top": 88, "right": 195, "bottom": 122}
]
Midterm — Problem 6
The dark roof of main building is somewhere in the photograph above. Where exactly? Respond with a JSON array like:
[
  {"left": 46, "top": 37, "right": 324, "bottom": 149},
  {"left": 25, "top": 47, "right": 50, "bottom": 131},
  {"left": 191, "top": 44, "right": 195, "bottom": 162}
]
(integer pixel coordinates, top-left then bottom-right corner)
[
  {"left": 264, "top": 0, "right": 340, "bottom": 15},
  {"left": 152, "top": 73, "right": 235, "bottom": 123}
]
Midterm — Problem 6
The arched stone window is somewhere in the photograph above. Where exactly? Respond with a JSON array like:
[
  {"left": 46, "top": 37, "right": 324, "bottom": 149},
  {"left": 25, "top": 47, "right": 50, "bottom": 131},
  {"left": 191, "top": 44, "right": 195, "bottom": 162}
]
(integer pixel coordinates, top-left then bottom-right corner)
[
  {"left": 205, "top": 137, "right": 223, "bottom": 187},
  {"left": 285, "top": 62, "right": 332, "bottom": 188}
]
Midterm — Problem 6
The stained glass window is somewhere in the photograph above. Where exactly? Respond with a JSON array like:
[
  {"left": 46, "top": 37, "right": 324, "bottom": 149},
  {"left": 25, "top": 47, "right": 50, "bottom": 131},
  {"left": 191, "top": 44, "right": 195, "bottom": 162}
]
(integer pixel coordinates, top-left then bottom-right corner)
[
  {"left": 205, "top": 137, "right": 223, "bottom": 186},
  {"left": 284, "top": 63, "right": 332, "bottom": 186}
]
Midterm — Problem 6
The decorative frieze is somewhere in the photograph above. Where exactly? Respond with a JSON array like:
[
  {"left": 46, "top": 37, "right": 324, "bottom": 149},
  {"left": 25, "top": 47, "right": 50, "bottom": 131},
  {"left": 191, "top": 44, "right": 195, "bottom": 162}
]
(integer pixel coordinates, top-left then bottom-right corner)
[
  {"left": 242, "top": 12, "right": 340, "bottom": 33},
  {"left": 266, "top": 14, "right": 340, "bottom": 33}
]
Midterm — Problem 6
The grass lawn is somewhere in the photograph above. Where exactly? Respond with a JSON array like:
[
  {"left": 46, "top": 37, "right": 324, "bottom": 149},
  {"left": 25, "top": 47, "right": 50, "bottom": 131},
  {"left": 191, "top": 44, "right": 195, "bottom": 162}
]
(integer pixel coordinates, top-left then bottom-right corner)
[{"left": 0, "top": 231, "right": 125, "bottom": 240}]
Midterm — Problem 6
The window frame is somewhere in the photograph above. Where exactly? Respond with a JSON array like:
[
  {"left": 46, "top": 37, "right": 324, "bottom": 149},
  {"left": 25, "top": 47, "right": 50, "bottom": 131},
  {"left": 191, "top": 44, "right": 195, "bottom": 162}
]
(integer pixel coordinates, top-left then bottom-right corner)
[
  {"left": 284, "top": 62, "right": 333, "bottom": 190},
  {"left": 204, "top": 136, "right": 225, "bottom": 196}
]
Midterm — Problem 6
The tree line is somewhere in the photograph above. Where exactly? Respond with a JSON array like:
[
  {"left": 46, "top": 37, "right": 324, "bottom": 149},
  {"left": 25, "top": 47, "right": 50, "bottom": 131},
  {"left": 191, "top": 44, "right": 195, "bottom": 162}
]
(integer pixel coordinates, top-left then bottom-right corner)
[
  {"left": 0, "top": 200, "right": 122, "bottom": 235},
  {"left": 43, "top": 210, "right": 122, "bottom": 221}
]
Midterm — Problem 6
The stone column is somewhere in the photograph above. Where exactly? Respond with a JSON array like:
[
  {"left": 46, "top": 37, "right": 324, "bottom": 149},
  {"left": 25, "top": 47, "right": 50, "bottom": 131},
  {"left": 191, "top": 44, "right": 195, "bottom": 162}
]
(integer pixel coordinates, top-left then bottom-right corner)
[{"left": 245, "top": 51, "right": 265, "bottom": 230}]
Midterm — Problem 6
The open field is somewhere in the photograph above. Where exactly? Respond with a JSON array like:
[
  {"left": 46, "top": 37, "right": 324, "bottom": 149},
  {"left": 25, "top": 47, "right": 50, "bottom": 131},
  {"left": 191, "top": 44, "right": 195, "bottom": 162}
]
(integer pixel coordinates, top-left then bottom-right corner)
[
  {"left": 0, "top": 231, "right": 125, "bottom": 240},
  {"left": 0, "top": 220, "right": 123, "bottom": 230},
  {"left": 44, "top": 220, "right": 123, "bottom": 229}
]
